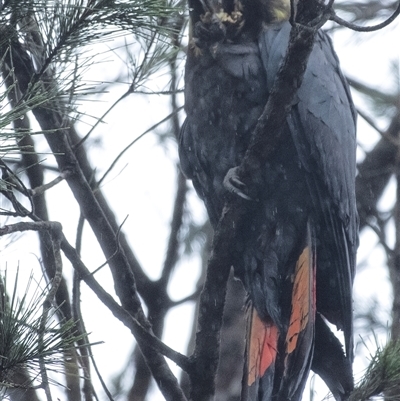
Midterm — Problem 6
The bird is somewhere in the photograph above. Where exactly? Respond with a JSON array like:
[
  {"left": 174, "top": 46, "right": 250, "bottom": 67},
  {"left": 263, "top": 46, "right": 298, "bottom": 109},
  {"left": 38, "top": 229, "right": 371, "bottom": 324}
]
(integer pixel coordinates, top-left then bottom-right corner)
[{"left": 178, "top": 0, "right": 358, "bottom": 399}]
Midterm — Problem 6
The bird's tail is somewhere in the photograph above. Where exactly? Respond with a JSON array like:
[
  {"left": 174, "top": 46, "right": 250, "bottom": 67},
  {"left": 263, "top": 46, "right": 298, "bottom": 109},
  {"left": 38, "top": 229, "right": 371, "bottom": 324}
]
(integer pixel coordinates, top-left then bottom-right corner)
[
  {"left": 242, "top": 224, "right": 316, "bottom": 401},
  {"left": 242, "top": 308, "right": 279, "bottom": 401}
]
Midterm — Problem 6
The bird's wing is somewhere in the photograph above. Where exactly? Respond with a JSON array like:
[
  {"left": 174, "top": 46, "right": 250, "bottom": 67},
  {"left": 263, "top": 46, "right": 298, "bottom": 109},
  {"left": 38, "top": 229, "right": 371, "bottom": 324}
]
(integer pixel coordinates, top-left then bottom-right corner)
[{"left": 258, "top": 22, "right": 358, "bottom": 359}]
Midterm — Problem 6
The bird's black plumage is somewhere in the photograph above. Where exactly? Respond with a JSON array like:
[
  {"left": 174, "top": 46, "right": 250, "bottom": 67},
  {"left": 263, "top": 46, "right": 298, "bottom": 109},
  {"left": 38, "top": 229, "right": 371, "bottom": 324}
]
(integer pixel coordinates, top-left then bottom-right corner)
[{"left": 179, "top": 2, "right": 358, "bottom": 399}]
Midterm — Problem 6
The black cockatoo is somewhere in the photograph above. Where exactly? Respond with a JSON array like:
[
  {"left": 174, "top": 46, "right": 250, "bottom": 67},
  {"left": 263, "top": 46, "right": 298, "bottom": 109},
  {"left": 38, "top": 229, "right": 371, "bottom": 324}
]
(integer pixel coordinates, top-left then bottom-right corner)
[{"left": 178, "top": 0, "right": 358, "bottom": 399}]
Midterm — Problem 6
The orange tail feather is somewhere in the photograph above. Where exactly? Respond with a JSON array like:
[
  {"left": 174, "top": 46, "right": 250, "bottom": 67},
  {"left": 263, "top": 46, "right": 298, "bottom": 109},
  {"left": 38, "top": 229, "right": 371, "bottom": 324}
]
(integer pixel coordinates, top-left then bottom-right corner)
[{"left": 247, "top": 308, "right": 279, "bottom": 387}]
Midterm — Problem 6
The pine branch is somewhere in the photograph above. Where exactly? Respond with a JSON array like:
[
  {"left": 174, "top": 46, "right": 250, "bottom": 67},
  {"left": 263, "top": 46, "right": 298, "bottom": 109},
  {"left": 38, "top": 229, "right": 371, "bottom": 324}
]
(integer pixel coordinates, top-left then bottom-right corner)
[
  {"left": 349, "top": 340, "right": 400, "bottom": 400},
  {"left": 0, "top": 267, "right": 86, "bottom": 395}
]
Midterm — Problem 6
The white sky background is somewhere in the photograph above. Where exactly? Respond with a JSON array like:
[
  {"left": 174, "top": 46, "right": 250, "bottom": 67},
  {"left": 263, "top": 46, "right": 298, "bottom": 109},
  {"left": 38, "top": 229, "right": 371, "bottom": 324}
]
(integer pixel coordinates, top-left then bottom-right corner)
[{"left": 0, "top": 3, "right": 400, "bottom": 401}]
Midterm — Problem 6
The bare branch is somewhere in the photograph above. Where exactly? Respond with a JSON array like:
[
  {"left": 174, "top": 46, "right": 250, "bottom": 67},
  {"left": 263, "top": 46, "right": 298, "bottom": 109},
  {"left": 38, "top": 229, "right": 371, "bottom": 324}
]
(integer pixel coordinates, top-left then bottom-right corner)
[
  {"left": 160, "top": 170, "right": 187, "bottom": 285},
  {"left": 29, "top": 174, "right": 67, "bottom": 197},
  {"left": 60, "top": 237, "right": 192, "bottom": 375},
  {"left": 0, "top": 218, "right": 189, "bottom": 400},
  {"left": 330, "top": 0, "right": 400, "bottom": 31},
  {"left": 0, "top": 221, "right": 62, "bottom": 236},
  {"left": 356, "top": 112, "right": 400, "bottom": 231},
  {"left": 97, "top": 106, "right": 184, "bottom": 187}
]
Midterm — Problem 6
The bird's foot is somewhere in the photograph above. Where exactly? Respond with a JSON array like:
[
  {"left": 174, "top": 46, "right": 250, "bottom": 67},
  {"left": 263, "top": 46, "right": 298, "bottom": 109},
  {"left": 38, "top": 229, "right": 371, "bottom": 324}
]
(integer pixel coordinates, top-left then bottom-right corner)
[{"left": 223, "top": 167, "right": 252, "bottom": 200}]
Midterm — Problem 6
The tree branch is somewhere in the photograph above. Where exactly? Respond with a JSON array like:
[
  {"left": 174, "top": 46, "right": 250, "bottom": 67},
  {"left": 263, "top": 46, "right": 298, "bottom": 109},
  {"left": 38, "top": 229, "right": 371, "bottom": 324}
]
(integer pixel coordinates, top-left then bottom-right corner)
[
  {"left": 356, "top": 112, "right": 400, "bottom": 231},
  {"left": 330, "top": 0, "right": 400, "bottom": 32},
  {"left": 60, "top": 237, "right": 192, "bottom": 375},
  {"left": 0, "top": 220, "right": 189, "bottom": 401}
]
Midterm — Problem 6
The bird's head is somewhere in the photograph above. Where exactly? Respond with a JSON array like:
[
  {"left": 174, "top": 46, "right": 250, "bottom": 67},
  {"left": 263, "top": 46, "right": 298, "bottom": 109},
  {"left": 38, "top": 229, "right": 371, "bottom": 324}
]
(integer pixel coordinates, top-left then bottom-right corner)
[{"left": 188, "top": 0, "right": 291, "bottom": 42}]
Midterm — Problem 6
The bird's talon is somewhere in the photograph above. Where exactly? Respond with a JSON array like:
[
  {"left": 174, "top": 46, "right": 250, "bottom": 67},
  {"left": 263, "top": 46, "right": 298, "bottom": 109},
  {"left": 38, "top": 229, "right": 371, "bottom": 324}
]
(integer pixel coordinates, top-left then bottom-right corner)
[{"left": 224, "top": 167, "right": 253, "bottom": 200}]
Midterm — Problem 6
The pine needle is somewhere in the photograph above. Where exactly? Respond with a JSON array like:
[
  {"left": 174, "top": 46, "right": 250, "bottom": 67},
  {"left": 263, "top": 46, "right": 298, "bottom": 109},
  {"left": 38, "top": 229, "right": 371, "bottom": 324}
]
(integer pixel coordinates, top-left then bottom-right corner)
[
  {"left": 349, "top": 340, "right": 400, "bottom": 401},
  {"left": 0, "top": 270, "right": 87, "bottom": 392}
]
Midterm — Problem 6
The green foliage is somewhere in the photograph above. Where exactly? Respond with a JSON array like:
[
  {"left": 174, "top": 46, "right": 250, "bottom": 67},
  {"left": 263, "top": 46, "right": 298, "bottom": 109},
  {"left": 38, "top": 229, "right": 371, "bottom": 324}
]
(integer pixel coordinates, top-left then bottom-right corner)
[
  {"left": 349, "top": 340, "right": 400, "bottom": 400},
  {"left": 0, "top": 270, "right": 85, "bottom": 391},
  {"left": 0, "top": 0, "right": 183, "bottom": 190},
  {"left": 0, "top": 0, "right": 181, "bottom": 123},
  {"left": 0, "top": 0, "right": 179, "bottom": 80}
]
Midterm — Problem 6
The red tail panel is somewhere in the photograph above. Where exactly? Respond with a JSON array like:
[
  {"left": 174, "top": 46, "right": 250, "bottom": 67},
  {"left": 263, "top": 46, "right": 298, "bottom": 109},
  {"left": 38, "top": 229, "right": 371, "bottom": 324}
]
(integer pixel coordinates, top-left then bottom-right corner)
[
  {"left": 285, "top": 245, "right": 316, "bottom": 357},
  {"left": 247, "top": 309, "right": 279, "bottom": 386},
  {"left": 279, "top": 232, "right": 317, "bottom": 400},
  {"left": 244, "top": 226, "right": 317, "bottom": 401}
]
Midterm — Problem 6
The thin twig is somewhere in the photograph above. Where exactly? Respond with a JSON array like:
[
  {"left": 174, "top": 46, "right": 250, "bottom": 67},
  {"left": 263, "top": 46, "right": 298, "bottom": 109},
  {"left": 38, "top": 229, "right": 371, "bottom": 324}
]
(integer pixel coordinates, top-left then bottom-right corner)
[
  {"left": 330, "top": 0, "right": 400, "bottom": 31},
  {"left": 89, "top": 215, "right": 128, "bottom": 276},
  {"left": 29, "top": 173, "right": 68, "bottom": 197},
  {"left": 159, "top": 170, "right": 187, "bottom": 285},
  {"left": 89, "top": 352, "right": 114, "bottom": 401},
  {"left": 74, "top": 30, "right": 158, "bottom": 149},
  {"left": 97, "top": 106, "right": 184, "bottom": 187}
]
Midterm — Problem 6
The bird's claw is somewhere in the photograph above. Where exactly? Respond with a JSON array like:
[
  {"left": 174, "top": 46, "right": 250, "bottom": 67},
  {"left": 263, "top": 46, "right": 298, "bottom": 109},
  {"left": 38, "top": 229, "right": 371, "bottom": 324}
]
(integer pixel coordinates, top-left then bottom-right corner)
[{"left": 223, "top": 167, "right": 252, "bottom": 200}]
